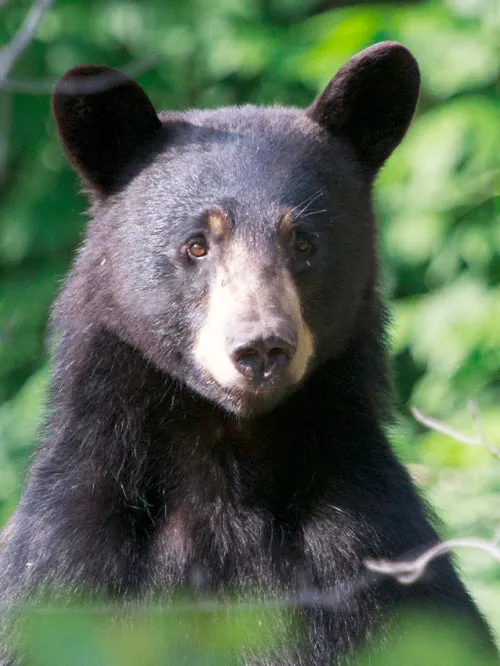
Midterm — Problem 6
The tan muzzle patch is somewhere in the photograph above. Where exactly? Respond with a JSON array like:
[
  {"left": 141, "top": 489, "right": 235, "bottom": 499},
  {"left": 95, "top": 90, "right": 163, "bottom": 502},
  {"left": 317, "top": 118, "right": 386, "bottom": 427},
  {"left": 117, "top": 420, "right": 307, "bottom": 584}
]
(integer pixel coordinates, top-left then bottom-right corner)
[{"left": 194, "top": 243, "right": 314, "bottom": 391}]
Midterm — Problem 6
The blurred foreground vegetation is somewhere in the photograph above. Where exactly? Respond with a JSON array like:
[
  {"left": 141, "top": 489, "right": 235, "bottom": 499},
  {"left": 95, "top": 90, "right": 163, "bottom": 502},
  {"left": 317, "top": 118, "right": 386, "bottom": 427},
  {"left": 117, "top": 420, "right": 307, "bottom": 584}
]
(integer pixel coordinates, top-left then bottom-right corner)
[
  {"left": 12, "top": 604, "right": 500, "bottom": 665},
  {"left": 0, "top": 0, "right": 499, "bottom": 659}
]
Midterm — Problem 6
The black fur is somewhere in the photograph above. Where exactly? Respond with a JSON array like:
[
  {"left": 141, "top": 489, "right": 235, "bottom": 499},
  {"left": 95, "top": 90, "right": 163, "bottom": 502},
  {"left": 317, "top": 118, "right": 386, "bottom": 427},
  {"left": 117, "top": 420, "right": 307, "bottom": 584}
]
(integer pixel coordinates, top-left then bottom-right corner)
[{"left": 0, "top": 42, "right": 496, "bottom": 664}]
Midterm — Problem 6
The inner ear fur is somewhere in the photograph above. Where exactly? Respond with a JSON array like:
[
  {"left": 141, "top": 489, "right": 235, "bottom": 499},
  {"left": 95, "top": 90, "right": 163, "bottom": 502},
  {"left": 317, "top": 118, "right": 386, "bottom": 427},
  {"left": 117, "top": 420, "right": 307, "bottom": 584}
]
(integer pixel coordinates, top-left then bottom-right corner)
[
  {"left": 307, "top": 42, "right": 420, "bottom": 174},
  {"left": 52, "top": 65, "right": 162, "bottom": 196}
]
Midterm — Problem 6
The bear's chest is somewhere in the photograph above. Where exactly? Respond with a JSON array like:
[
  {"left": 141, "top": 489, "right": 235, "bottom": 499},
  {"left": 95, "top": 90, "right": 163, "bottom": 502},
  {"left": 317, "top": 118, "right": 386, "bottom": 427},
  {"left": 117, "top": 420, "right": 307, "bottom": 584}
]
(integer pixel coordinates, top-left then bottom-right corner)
[
  {"left": 146, "top": 503, "right": 317, "bottom": 593},
  {"left": 144, "top": 496, "right": 365, "bottom": 604}
]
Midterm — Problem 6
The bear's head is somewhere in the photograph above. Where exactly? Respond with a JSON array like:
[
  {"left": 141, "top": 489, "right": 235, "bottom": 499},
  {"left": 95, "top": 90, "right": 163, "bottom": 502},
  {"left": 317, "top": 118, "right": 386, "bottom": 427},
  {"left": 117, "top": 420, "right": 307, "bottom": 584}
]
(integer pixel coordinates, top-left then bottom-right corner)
[{"left": 52, "top": 42, "right": 419, "bottom": 417}]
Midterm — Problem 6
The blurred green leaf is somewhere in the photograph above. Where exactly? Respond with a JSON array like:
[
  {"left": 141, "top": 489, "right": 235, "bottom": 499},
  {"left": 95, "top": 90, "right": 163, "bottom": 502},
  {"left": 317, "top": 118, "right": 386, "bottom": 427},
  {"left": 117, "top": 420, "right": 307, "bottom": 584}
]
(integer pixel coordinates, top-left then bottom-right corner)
[{"left": 1, "top": 0, "right": 499, "bottom": 653}]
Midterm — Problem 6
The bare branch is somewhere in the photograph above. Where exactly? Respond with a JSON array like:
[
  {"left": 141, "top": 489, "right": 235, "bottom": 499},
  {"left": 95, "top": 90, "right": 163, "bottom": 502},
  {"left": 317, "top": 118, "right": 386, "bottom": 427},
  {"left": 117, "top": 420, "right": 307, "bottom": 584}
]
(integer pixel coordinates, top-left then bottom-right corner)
[
  {"left": 0, "top": 92, "right": 11, "bottom": 181},
  {"left": 465, "top": 398, "right": 500, "bottom": 458},
  {"left": 365, "top": 535, "right": 500, "bottom": 585},
  {"left": 5, "top": 534, "right": 500, "bottom": 612},
  {"left": 0, "top": 53, "right": 163, "bottom": 94},
  {"left": 411, "top": 406, "right": 500, "bottom": 460},
  {"left": 0, "top": 0, "right": 54, "bottom": 83},
  {"left": 368, "top": 405, "right": 500, "bottom": 585}
]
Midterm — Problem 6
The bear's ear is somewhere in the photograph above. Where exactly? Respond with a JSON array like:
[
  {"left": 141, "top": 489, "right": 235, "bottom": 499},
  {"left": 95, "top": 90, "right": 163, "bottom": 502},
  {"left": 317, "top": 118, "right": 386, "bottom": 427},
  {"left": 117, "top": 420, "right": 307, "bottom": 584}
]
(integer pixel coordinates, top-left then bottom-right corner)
[
  {"left": 307, "top": 42, "right": 420, "bottom": 175},
  {"left": 52, "top": 66, "right": 162, "bottom": 195}
]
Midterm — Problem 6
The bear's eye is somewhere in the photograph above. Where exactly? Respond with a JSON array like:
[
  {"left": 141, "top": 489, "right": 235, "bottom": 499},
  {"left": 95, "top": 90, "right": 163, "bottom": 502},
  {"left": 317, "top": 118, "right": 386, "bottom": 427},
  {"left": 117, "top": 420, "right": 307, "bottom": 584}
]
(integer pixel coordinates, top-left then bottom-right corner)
[
  {"left": 293, "top": 233, "right": 315, "bottom": 257},
  {"left": 185, "top": 237, "right": 209, "bottom": 260},
  {"left": 295, "top": 236, "right": 312, "bottom": 254},
  {"left": 291, "top": 232, "right": 316, "bottom": 272}
]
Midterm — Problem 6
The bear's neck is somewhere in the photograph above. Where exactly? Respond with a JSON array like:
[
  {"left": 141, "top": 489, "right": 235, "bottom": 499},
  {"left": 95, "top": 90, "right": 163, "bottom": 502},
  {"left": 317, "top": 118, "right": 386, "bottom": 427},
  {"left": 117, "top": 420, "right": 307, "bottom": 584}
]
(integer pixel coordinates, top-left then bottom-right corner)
[{"left": 45, "top": 306, "right": 391, "bottom": 521}]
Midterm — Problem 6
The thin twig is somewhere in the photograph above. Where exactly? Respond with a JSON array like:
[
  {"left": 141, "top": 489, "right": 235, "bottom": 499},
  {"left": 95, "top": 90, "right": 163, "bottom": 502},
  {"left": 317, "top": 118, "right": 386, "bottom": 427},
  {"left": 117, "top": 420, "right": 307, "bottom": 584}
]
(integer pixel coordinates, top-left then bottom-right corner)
[
  {"left": 367, "top": 405, "right": 500, "bottom": 584},
  {"left": 0, "top": 0, "right": 54, "bottom": 83},
  {"left": 0, "top": 53, "right": 163, "bottom": 94},
  {"left": 0, "top": 572, "right": 382, "bottom": 614},
  {"left": 0, "top": 92, "right": 11, "bottom": 180},
  {"left": 411, "top": 406, "right": 500, "bottom": 460},
  {"left": 365, "top": 535, "right": 500, "bottom": 585},
  {"left": 465, "top": 399, "right": 500, "bottom": 457},
  {"left": 5, "top": 534, "right": 500, "bottom": 610}
]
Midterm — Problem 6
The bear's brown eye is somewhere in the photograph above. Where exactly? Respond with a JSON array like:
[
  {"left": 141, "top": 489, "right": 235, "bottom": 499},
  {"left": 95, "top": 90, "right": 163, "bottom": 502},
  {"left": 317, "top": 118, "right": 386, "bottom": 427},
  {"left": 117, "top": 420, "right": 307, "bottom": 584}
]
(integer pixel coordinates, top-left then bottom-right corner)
[
  {"left": 295, "top": 237, "right": 311, "bottom": 253},
  {"left": 294, "top": 233, "right": 314, "bottom": 256},
  {"left": 186, "top": 238, "right": 208, "bottom": 260},
  {"left": 291, "top": 232, "right": 315, "bottom": 272}
]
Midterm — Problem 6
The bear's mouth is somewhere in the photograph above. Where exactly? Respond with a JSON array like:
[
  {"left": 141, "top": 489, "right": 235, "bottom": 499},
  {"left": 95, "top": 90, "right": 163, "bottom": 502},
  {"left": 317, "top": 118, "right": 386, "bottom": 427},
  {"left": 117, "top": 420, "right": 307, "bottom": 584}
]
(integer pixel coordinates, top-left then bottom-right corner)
[{"left": 213, "top": 375, "right": 298, "bottom": 418}]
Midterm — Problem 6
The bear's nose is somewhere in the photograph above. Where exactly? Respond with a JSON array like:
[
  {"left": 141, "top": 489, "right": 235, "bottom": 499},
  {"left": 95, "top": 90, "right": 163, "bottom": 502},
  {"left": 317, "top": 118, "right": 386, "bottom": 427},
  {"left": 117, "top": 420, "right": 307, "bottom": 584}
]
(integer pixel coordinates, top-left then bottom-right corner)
[{"left": 230, "top": 335, "right": 296, "bottom": 385}]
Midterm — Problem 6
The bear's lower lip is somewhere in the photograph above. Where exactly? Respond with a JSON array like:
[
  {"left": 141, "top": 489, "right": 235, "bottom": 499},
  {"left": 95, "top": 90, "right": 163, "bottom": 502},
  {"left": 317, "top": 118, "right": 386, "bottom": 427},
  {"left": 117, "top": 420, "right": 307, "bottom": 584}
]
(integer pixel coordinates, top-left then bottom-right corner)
[
  {"left": 219, "top": 379, "right": 295, "bottom": 417},
  {"left": 236, "top": 375, "right": 292, "bottom": 395}
]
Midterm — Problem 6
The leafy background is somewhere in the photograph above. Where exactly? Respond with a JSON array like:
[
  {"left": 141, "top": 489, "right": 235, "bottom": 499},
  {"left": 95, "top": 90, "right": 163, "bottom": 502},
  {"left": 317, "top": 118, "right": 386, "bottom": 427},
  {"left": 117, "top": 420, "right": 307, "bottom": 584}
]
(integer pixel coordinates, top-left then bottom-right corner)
[{"left": 0, "top": 0, "right": 499, "bottom": 662}]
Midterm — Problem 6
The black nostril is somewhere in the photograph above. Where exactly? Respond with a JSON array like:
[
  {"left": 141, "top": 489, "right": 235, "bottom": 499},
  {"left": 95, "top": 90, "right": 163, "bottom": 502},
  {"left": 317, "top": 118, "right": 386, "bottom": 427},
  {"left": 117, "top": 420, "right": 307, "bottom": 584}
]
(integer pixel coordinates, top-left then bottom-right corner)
[
  {"left": 231, "top": 345, "right": 264, "bottom": 380},
  {"left": 265, "top": 346, "right": 290, "bottom": 375},
  {"left": 231, "top": 335, "right": 296, "bottom": 383}
]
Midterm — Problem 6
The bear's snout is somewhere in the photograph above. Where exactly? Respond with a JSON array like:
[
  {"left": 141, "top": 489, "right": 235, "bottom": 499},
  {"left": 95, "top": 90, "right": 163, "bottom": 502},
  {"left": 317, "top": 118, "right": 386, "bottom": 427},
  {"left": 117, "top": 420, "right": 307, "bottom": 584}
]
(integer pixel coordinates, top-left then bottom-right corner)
[
  {"left": 193, "top": 246, "right": 314, "bottom": 412},
  {"left": 229, "top": 328, "right": 297, "bottom": 387}
]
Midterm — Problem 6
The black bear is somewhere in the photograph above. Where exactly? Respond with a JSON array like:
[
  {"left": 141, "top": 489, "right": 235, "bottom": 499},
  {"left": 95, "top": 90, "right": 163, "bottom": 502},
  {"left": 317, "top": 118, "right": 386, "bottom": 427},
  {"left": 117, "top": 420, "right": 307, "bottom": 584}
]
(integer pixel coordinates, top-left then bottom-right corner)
[{"left": 0, "top": 42, "right": 497, "bottom": 664}]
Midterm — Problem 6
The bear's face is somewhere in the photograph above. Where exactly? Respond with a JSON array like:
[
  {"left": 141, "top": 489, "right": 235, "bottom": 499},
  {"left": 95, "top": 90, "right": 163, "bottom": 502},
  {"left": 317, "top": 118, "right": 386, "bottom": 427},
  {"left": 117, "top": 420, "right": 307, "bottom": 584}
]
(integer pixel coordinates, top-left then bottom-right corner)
[
  {"left": 52, "top": 43, "right": 420, "bottom": 417},
  {"left": 98, "top": 111, "right": 374, "bottom": 415}
]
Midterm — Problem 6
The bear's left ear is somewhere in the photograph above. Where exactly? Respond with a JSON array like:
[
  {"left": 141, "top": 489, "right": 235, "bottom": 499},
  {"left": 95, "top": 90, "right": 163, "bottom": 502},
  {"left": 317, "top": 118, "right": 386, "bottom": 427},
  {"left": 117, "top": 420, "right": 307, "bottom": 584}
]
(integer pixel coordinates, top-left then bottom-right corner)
[
  {"left": 52, "top": 65, "right": 162, "bottom": 196},
  {"left": 307, "top": 42, "right": 420, "bottom": 175}
]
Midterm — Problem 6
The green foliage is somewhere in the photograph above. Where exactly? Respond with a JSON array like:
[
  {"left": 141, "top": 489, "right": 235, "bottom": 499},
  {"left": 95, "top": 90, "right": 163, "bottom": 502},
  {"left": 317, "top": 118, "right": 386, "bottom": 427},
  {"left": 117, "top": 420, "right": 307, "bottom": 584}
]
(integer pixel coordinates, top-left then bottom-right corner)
[
  {"left": 9, "top": 604, "right": 498, "bottom": 665},
  {"left": 354, "top": 608, "right": 499, "bottom": 665},
  {"left": 18, "top": 603, "right": 296, "bottom": 666},
  {"left": 0, "top": 0, "right": 499, "bottom": 657}
]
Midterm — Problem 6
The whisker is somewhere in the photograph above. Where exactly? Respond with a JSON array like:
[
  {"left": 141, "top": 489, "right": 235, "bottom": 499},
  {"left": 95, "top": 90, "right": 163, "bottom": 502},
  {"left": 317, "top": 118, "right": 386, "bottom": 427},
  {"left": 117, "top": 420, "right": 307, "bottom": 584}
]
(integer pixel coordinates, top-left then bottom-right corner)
[
  {"left": 294, "top": 190, "right": 326, "bottom": 218},
  {"left": 287, "top": 188, "right": 325, "bottom": 218},
  {"left": 301, "top": 209, "right": 327, "bottom": 218}
]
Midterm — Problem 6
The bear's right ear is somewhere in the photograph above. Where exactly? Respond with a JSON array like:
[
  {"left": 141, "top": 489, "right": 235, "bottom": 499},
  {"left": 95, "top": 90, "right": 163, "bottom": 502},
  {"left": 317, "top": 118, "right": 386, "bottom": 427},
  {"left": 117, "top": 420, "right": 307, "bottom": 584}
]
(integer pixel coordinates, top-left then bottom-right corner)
[
  {"left": 307, "top": 42, "right": 420, "bottom": 175},
  {"left": 52, "top": 66, "right": 162, "bottom": 196}
]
